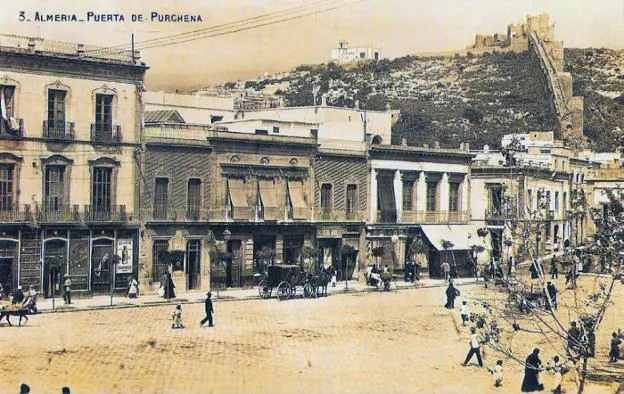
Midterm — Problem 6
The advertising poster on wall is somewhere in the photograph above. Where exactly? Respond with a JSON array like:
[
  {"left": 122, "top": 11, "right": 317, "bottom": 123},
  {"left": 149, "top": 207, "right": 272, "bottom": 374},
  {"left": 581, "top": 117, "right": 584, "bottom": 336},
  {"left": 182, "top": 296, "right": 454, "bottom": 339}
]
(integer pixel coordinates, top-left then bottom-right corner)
[{"left": 116, "top": 239, "right": 133, "bottom": 274}]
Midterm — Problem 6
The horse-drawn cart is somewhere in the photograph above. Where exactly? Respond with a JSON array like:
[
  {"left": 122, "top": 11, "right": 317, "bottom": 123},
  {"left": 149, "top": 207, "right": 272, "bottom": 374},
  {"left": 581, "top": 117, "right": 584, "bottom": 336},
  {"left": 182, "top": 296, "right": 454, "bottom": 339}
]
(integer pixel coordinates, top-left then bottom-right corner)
[{"left": 257, "top": 265, "right": 323, "bottom": 300}]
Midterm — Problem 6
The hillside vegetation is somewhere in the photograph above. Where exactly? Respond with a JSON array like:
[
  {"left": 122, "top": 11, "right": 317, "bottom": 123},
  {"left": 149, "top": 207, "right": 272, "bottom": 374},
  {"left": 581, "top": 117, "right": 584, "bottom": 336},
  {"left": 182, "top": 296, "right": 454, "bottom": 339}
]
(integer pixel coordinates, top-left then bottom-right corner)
[{"left": 565, "top": 48, "right": 624, "bottom": 152}]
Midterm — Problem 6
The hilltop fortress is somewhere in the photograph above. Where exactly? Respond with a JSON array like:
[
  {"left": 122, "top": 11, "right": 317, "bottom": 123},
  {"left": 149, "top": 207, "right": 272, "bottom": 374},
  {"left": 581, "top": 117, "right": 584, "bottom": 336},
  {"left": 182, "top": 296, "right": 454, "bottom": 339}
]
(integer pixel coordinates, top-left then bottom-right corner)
[{"left": 470, "top": 13, "right": 585, "bottom": 147}]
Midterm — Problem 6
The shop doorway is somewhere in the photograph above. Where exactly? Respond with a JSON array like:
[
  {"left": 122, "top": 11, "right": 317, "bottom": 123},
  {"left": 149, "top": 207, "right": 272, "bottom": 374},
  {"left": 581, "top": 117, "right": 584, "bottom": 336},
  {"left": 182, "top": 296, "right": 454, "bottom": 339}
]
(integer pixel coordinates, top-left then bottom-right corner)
[
  {"left": 0, "top": 241, "right": 17, "bottom": 295},
  {"left": 91, "top": 239, "right": 114, "bottom": 294},
  {"left": 43, "top": 239, "right": 67, "bottom": 298},
  {"left": 186, "top": 240, "right": 201, "bottom": 290},
  {"left": 227, "top": 240, "right": 242, "bottom": 288}
]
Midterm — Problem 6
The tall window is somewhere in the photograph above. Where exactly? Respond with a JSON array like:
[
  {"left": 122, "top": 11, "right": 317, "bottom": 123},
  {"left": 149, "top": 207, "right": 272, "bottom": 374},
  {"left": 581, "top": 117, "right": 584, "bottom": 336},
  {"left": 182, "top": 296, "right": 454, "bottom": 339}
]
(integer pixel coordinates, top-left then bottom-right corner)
[
  {"left": 449, "top": 182, "right": 460, "bottom": 212},
  {"left": 154, "top": 178, "right": 169, "bottom": 219},
  {"left": 95, "top": 94, "right": 113, "bottom": 134},
  {"left": 346, "top": 184, "right": 357, "bottom": 214},
  {"left": 44, "top": 166, "right": 65, "bottom": 210},
  {"left": 0, "top": 165, "right": 13, "bottom": 211},
  {"left": 402, "top": 181, "right": 414, "bottom": 211},
  {"left": 488, "top": 186, "right": 503, "bottom": 215},
  {"left": 187, "top": 179, "right": 201, "bottom": 219},
  {"left": 321, "top": 184, "right": 332, "bottom": 212},
  {"left": 91, "top": 167, "right": 112, "bottom": 212},
  {"left": 527, "top": 189, "right": 533, "bottom": 210},
  {"left": 0, "top": 86, "right": 16, "bottom": 135},
  {"left": 426, "top": 181, "right": 437, "bottom": 211},
  {"left": 47, "top": 89, "right": 66, "bottom": 136},
  {"left": 555, "top": 191, "right": 559, "bottom": 211},
  {"left": 152, "top": 240, "right": 169, "bottom": 281}
]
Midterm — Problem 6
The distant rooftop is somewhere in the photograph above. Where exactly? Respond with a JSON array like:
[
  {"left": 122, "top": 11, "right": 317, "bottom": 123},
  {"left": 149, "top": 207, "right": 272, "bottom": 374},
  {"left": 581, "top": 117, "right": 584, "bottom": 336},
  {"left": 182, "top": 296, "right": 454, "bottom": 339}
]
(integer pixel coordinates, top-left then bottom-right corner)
[{"left": 0, "top": 33, "right": 144, "bottom": 66}]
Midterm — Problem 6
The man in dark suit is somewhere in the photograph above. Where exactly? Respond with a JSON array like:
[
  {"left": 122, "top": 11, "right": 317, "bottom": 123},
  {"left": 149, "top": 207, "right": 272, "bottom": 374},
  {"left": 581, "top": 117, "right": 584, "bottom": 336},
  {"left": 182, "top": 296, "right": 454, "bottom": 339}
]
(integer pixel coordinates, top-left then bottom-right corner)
[{"left": 200, "top": 292, "right": 214, "bottom": 327}]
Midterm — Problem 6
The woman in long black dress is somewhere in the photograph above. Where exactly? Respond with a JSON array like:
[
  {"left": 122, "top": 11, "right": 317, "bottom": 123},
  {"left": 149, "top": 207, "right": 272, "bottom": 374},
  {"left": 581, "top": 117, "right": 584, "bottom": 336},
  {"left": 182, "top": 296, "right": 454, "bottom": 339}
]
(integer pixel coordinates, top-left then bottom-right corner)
[
  {"left": 521, "top": 348, "right": 544, "bottom": 392},
  {"left": 164, "top": 269, "right": 176, "bottom": 299}
]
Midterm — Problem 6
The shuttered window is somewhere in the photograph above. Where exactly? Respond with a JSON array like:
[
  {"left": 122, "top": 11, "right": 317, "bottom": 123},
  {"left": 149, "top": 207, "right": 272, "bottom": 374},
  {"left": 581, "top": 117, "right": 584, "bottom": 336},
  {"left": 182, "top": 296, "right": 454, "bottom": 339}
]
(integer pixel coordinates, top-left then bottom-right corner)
[
  {"left": 0, "top": 165, "right": 13, "bottom": 211},
  {"left": 154, "top": 178, "right": 169, "bottom": 219},
  {"left": 95, "top": 94, "right": 113, "bottom": 133},
  {"left": 321, "top": 184, "right": 332, "bottom": 211},
  {"left": 91, "top": 167, "right": 112, "bottom": 212},
  {"left": 45, "top": 166, "right": 65, "bottom": 210},
  {"left": 152, "top": 240, "right": 169, "bottom": 281},
  {"left": 346, "top": 184, "right": 357, "bottom": 213},
  {"left": 47, "top": 89, "right": 66, "bottom": 133},
  {"left": 187, "top": 178, "right": 201, "bottom": 219},
  {"left": 426, "top": 181, "right": 437, "bottom": 212},
  {"left": 449, "top": 182, "right": 460, "bottom": 212},
  {"left": 402, "top": 181, "right": 414, "bottom": 211}
]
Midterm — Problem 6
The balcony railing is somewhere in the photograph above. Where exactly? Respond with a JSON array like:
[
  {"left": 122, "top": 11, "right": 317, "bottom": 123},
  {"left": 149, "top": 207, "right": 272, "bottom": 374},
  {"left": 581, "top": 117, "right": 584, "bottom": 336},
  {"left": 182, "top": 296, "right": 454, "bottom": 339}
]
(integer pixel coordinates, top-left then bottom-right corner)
[
  {"left": 0, "top": 204, "right": 33, "bottom": 222},
  {"left": 43, "top": 121, "right": 75, "bottom": 140},
  {"left": 145, "top": 207, "right": 209, "bottom": 222},
  {"left": 376, "top": 210, "right": 398, "bottom": 223},
  {"left": 37, "top": 204, "right": 80, "bottom": 222},
  {"left": 398, "top": 210, "right": 469, "bottom": 224},
  {"left": 90, "top": 124, "right": 122, "bottom": 143},
  {"left": 84, "top": 205, "right": 129, "bottom": 222},
  {"left": 315, "top": 210, "right": 364, "bottom": 222}
]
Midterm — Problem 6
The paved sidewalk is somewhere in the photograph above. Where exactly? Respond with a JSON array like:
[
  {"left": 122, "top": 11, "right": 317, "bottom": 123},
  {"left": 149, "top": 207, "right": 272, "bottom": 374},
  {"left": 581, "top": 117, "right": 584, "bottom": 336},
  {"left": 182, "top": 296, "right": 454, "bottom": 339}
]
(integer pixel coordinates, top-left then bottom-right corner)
[{"left": 34, "top": 276, "right": 479, "bottom": 314}]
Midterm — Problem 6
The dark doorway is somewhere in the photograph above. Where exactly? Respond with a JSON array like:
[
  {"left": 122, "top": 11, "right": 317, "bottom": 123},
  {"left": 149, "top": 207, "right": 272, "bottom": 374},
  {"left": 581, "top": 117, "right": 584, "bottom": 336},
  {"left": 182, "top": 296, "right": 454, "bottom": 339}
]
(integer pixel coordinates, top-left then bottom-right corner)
[
  {"left": 43, "top": 239, "right": 67, "bottom": 298},
  {"left": 91, "top": 239, "right": 113, "bottom": 294},
  {"left": 186, "top": 240, "right": 201, "bottom": 290},
  {"left": 227, "top": 240, "right": 242, "bottom": 288},
  {"left": 0, "top": 241, "right": 17, "bottom": 295}
]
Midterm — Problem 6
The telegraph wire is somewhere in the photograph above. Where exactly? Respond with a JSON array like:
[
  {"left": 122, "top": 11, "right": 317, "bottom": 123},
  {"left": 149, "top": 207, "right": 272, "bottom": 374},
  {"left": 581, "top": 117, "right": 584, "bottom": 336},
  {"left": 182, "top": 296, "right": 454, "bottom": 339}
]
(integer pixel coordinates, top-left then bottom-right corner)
[{"left": 85, "top": 0, "right": 338, "bottom": 54}]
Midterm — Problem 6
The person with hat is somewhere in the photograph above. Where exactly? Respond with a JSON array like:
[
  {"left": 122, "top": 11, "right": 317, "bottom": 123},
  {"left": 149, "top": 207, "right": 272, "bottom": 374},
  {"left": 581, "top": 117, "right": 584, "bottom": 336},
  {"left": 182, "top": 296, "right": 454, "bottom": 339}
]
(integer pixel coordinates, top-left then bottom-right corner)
[
  {"left": 200, "top": 291, "right": 214, "bottom": 327},
  {"left": 11, "top": 286, "right": 25, "bottom": 305},
  {"left": 62, "top": 274, "right": 72, "bottom": 305}
]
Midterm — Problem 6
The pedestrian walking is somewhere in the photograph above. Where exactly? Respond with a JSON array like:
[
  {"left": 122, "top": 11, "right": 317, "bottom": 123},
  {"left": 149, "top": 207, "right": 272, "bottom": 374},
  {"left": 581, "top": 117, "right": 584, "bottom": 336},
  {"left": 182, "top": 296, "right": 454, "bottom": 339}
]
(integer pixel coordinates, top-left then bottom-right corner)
[
  {"left": 171, "top": 304, "right": 184, "bottom": 329},
  {"left": 459, "top": 300, "right": 469, "bottom": 326},
  {"left": 550, "top": 256, "right": 559, "bottom": 279},
  {"left": 546, "top": 281, "right": 558, "bottom": 310},
  {"left": 128, "top": 277, "right": 139, "bottom": 299},
  {"left": 445, "top": 281, "right": 459, "bottom": 309},
  {"left": 462, "top": 327, "right": 483, "bottom": 367},
  {"left": 412, "top": 260, "right": 420, "bottom": 282},
  {"left": 164, "top": 270, "right": 176, "bottom": 299},
  {"left": 62, "top": 274, "right": 72, "bottom": 305},
  {"left": 567, "top": 321, "right": 581, "bottom": 355},
  {"left": 529, "top": 260, "right": 540, "bottom": 292},
  {"left": 521, "top": 348, "right": 544, "bottom": 392},
  {"left": 441, "top": 261, "right": 451, "bottom": 282},
  {"left": 609, "top": 332, "right": 622, "bottom": 363},
  {"left": 487, "top": 360, "right": 504, "bottom": 387},
  {"left": 586, "top": 329, "right": 596, "bottom": 357},
  {"left": 507, "top": 256, "right": 514, "bottom": 278},
  {"left": 200, "top": 292, "right": 214, "bottom": 328},
  {"left": 550, "top": 355, "right": 563, "bottom": 394},
  {"left": 330, "top": 268, "right": 337, "bottom": 287}
]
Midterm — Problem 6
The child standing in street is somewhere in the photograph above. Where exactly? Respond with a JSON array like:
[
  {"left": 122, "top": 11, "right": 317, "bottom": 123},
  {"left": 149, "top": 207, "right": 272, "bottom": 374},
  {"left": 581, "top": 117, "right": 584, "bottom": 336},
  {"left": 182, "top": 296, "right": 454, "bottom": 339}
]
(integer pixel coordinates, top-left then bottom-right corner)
[
  {"left": 487, "top": 360, "right": 504, "bottom": 387},
  {"left": 171, "top": 304, "right": 184, "bottom": 329},
  {"left": 459, "top": 300, "right": 469, "bottom": 326}
]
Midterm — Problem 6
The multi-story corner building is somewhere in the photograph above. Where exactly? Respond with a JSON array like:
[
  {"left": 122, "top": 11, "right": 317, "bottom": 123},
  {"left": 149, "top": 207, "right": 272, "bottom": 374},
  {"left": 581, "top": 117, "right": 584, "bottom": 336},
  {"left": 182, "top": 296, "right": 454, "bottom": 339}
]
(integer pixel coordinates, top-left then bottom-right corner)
[
  {"left": 206, "top": 123, "right": 317, "bottom": 288},
  {"left": 585, "top": 157, "right": 624, "bottom": 236},
  {"left": 367, "top": 140, "right": 474, "bottom": 278},
  {"left": 471, "top": 132, "right": 591, "bottom": 265},
  {"left": 0, "top": 34, "right": 147, "bottom": 297}
]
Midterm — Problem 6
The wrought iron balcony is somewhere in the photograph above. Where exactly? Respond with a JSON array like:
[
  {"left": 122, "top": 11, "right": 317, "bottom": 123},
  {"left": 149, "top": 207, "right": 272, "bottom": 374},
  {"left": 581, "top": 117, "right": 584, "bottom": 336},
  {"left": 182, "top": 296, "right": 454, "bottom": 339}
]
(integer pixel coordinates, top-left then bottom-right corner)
[
  {"left": 90, "top": 124, "right": 122, "bottom": 143},
  {"left": 145, "top": 207, "right": 209, "bottom": 222},
  {"left": 84, "top": 205, "right": 129, "bottom": 222},
  {"left": 399, "top": 210, "right": 469, "bottom": 224},
  {"left": 0, "top": 204, "right": 33, "bottom": 223},
  {"left": 37, "top": 204, "right": 80, "bottom": 222},
  {"left": 43, "top": 121, "right": 75, "bottom": 140}
]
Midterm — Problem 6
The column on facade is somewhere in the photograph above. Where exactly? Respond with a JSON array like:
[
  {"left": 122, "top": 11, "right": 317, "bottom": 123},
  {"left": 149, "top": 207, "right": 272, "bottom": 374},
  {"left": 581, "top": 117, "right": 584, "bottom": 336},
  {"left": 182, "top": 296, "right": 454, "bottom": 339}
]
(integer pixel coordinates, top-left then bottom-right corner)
[
  {"left": 440, "top": 173, "right": 450, "bottom": 218},
  {"left": 461, "top": 176, "right": 469, "bottom": 214},
  {"left": 370, "top": 168, "right": 377, "bottom": 222},
  {"left": 393, "top": 170, "right": 402, "bottom": 221},
  {"left": 416, "top": 172, "right": 427, "bottom": 212}
]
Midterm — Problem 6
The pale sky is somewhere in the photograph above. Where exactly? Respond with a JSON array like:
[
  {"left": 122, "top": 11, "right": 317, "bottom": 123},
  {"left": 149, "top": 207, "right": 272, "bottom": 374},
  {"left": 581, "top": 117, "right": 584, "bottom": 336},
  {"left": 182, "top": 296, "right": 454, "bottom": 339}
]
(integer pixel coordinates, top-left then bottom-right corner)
[{"left": 1, "top": 0, "right": 623, "bottom": 90}]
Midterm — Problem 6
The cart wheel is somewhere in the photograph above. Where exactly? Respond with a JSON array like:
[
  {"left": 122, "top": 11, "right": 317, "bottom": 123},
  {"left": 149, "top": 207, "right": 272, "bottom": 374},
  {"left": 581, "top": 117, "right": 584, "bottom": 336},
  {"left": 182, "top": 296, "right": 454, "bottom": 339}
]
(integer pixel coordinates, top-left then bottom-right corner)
[
  {"left": 303, "top": 283, "right": 316, "bottom": 299},
  {"left": 277, "top": 281, "right": 292, "bottom": 301},
  {"left": 258, "top": 279, "right": 272, "bottom": 299}
]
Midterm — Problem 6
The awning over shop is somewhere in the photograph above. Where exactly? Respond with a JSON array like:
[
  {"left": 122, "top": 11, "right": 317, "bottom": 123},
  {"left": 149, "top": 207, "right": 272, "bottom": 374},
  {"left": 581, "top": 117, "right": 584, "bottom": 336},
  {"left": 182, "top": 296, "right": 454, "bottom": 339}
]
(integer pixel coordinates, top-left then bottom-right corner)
[
  {"left": 287, "top": 180, "right": 307, "bottom": 219},
  {"left": 228, "top": 178, "right": 249, "bottom": 220},
  {"left": 258, "top": 179, "right": 279, "bottom": 220},
  {"left": 420, "top": 224, "right": 484, "bottom": 251}
]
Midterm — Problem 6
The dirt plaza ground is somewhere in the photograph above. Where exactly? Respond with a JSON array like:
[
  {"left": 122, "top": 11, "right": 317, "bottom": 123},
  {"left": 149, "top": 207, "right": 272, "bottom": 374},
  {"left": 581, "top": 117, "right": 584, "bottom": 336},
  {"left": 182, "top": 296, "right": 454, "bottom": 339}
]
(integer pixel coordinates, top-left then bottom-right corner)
[{"left": 0, "top": 278, "right": 622, "bottom": 394}]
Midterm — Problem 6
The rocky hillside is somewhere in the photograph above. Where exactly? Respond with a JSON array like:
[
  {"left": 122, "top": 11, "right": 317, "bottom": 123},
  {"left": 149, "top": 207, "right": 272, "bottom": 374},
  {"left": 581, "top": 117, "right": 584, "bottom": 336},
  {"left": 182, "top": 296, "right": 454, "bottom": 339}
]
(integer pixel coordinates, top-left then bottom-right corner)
[
  {"left": 231, "top": 52, "right": 557, "bottom": 150},
  {"left": 564, "top": 48, "right": 624, "bottom": 152}
]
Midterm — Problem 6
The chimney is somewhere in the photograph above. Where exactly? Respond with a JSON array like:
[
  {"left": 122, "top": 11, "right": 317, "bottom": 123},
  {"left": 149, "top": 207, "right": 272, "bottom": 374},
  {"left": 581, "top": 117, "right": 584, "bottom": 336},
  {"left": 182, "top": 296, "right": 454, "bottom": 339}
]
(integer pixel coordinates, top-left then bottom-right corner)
[
  {"left": 321, "top": 95, "right": 327, "bottom": 107},
  {"left": 434, "top": 140, "right": 440, "bottom": 149},
  {"left": 77, "top": 43, "right": 84, "bottom": 57},
  {"left": 401, "top": 138, "right": 408, "bottom": 146}
]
